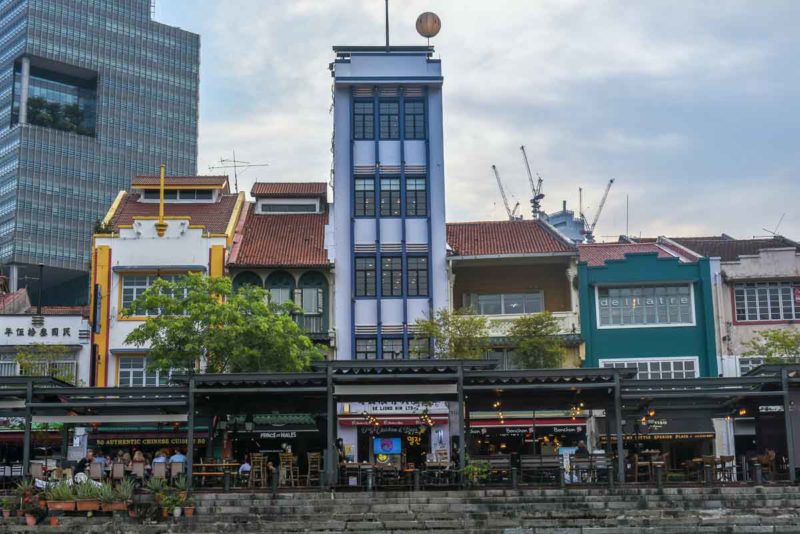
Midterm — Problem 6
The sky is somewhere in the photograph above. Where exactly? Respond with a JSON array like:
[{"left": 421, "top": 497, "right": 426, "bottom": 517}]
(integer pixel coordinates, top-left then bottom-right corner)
[{"left": 156, "top": 1, "right": 800, "bottom": 242}]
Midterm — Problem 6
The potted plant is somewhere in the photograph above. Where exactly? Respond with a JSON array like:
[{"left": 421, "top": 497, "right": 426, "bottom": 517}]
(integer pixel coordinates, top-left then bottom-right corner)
[
  {"left": 463, "top": 460, "right": 491, "bottom": 487},
  {"left": 98, "top": 482, "right": 116, "bottom": 512},
  {"left": 75, "top": 481, "right": 101, "bottom": 512},
  {"left": 145, "top": 476, "right": 166, "bottom": 502},
  {"left": 45, "top": 482, "right": 76, "bottom": 512},
  {"left": 113, "top": 479, "right": 135, "bottom": 511},
  {"left": 173, "top": 475, "right": 188, "bottom": 499},
  {"left": 159, "top": 492, "right": 177, "bottom": 519},
  {"left": 21, "top": 500, "right": 41, "bottom": 527},
  {"left": 181, "top": 494, "right": 195, "bottom": 518},
  {"left": 1, "top": 496, "right": 15, "bottom": 519},
  {"left": 14, "top": 479, "right": 35, "bottom": 500}
]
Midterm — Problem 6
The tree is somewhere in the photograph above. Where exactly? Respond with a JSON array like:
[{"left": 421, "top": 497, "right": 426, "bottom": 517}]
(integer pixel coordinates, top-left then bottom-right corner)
[
  {"left": 744, "top": 327, "right": 800, "bottom": 364},
  {"left": 414, "top": 308, "right": 489, "bottom": 359},
  {"left": 123, "top": 273, "right": 324, "bottom": 374},
  {"left": 506, "top": 311, "right": 565, "bottom": 369},
  {"left": 15, "top": 344, "right": 76, "bottom": 384}
]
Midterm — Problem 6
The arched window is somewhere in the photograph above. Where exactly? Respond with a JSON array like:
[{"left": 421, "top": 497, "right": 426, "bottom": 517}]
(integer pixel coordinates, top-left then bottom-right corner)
[
  {"left": 265, "top": 271, "right": 295, "bottom": 306},
  {"left": 231, "top": 271, "right": 262, "bottom": 292}
]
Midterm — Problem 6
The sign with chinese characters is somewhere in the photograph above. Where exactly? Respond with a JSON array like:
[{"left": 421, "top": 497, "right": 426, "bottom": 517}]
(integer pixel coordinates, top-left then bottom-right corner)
[{"left": 3, "top": 326, "right": 72, "bottom": 338}]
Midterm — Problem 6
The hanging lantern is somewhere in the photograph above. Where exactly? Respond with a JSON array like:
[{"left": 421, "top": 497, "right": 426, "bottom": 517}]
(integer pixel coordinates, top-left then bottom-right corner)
[{"left": 415, "top": 12, "right": 441, "bottom": 39}]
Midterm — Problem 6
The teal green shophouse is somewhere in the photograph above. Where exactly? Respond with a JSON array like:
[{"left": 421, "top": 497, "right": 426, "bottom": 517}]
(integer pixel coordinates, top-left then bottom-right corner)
[{"left": 578, "top": 244, "right": 718, "bottom": 378}]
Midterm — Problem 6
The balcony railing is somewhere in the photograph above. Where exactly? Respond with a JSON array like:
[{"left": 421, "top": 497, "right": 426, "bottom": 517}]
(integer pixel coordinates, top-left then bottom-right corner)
[
  {"left": 0, "top": 360, "right": 78, "bottom": 384},
  {"left": 483, "top": 310, "right": 581, "bottom": 338},
  {"left": 295, "top": 314, "right": 328, "bottom": 336}
]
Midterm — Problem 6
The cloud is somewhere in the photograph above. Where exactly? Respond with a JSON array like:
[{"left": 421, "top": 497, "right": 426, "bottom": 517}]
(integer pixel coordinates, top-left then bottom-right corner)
[{"left": 157, "top": 0, "right": 800, "bottom": 240}]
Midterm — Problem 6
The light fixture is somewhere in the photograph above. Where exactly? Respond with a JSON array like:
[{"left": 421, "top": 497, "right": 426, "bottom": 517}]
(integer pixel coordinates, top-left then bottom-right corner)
[
  {"left": 648, "top": 408, "right": 656, "bottom": 417},
  {"left": 244, "top": 413, "right": 254, "bottom": 432},
  {"left": 738, "top": 407, "right": 747, "bottom": 417}
]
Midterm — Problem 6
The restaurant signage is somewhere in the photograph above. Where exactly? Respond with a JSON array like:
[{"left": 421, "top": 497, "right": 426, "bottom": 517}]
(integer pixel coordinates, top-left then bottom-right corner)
[
  {"left": 92, "top": 436, "right": 207, "bottom": 447},
  {"left": 343, "top": 401, "right": 449, "bottom": 415}
]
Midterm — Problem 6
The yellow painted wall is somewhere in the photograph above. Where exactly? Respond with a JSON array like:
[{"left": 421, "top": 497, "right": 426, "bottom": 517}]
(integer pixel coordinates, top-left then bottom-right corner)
[{"left": 93, "top": 245, "right": 112, "bottom": 387}]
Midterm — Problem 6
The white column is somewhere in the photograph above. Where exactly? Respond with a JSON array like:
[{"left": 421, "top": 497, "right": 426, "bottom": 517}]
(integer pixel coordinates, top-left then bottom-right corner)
[
  {"left": 566, "top": 261, "right": 578, "bottom": 313},
  {"left": 8, "top": 264, "right": 19, "bottom": 292},
  {"left": 19, "top": 57, "right": 30, "bottom": 124}
]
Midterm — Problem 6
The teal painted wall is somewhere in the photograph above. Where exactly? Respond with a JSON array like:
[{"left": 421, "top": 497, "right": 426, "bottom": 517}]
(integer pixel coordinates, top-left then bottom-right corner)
[{"left": 578, "top": 253, "right": 718, "bottom": 377}]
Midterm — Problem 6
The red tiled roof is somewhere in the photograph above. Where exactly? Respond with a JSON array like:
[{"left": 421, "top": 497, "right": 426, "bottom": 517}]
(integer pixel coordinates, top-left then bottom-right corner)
[
  {"left": 107, "top": 193, "right": 240, "bottom": 234},
  {"left": 579, "top": 243, "right": 673, "bottom": 267},
  {"left": 132, "top": 175, "right": 229, "bottom": 188},
  {"left": 251, "top": 182, "right": 327, "bottom": 198},
  {"left": 670, "top": 236, "right": 798, "bottom": 262},
  {"left": 229, "top": 204, "right": 329, "bottom": 268},
  {"left": 446, "top": 220, "right": 576, "bottom": 257}
]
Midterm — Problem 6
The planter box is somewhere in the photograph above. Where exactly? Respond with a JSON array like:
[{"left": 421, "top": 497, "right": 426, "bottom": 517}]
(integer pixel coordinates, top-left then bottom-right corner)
[
  {"left": 113, "top": 501, "right": 129, "bottom": 511},
  {"left": 102, "top": 502, "right": 127, "bottom": 512},
  {"left": 76, "top": 500, "right": 100, "bottom": 512},
  {"left": 48, "top": 501, "right": 76, "bottom": 512}
]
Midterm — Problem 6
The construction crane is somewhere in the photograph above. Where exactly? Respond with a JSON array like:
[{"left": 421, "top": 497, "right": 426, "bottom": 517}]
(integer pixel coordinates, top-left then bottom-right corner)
[
  {"left": 207, "top": 150, "right": 269, "bottom": 193},
  {"left": 581, "top": 178, "right": 615, "bottom": 243},
  {"left": 491, "top": 165, "right": 521, "bottom": 221},
  {"left": 520, "top": 145, "right": 545, "bottom": 219}
]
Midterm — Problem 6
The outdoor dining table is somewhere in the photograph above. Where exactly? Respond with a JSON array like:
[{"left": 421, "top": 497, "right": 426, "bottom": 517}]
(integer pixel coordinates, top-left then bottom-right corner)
[{"left": 193, "top": 462, "right": 241, "bottom": 487}]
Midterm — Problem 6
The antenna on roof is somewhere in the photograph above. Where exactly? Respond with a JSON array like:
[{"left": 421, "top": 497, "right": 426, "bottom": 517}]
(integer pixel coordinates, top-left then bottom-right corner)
[
  {"left": 761, "top": 213, "right": 786, "bottom": 237},
  {"left": 207, "top": 150, "right": 269, "bottom": 193}
]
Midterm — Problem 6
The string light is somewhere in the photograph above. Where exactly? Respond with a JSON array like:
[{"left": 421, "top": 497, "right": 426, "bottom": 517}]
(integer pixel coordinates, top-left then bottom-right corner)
[{"left": 569, "top": 401, "right": 584, "bottom": 421}]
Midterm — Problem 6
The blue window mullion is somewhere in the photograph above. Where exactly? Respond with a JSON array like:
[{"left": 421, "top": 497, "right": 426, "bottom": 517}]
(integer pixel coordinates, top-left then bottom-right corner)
[{"left": 373, "top": 88, "right": 382, "bottom": 354}]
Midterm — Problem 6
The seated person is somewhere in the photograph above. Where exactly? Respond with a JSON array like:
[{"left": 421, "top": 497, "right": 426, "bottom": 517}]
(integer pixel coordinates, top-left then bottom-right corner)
[
  {"left": 74, "top": 450, "right": 94, "bottom": 479},
  {"left": 169, "top": 448, "right": 187, "bottom": 465},
  {"left": 574, "top": 440, "right": 590, "bottom": 458},
  {"left": 239, "top": 455, "right": 252, "bottom": 475},
  {"left": 152, "top": 450, "right": 168, "bottom": 464}
]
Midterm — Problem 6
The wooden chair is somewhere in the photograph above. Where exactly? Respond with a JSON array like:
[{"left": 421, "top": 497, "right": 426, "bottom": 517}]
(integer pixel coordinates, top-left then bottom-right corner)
[
  {"left": 279, "top": 453, "right": 296, "bottom": 487},
  {"left": 89, "top": 462, "right": 104, "bottom": 481},
  {"left": 170, "top": 461, "right": 185, "bottom": 481},
  {"left": 633, "top": 454, "right": 651, "bottom": 483},
  {"left": 111, "top": 462, "right": 125, "bottom": 482},
  {"left": 306, "top": 452, "right": 322, "bottom": 487},
  {"left": 131, "top": 462, "right": 145, "bottom": 480},
  {"left": 152, "top": 462, "right": 167, "bottom": 479},
  {"left": 249, "top": 453, "right": 265, "bottom": 488}
]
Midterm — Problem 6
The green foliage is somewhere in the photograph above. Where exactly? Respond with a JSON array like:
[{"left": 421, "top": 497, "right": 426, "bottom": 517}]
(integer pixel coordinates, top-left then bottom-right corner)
[
  {"left": 123, "top": 273, "right": 324, "bottom": 374},
  {"left": 159, "top": 492, "right": 180, "bottom": 510},
  {"left": 14, "top": 343, "right": 76, "bottom": 383},
  {"left": 97, "top": 482, "right": 115, "bottom": 504},
  {"left": 414, "top": 308, "right": 490, "bottom": 359},
  {"left": 744, "top": 327, "right": 800, "bottom": 364},
  {"left": 1, "top": 495, "right": 16, "bottom": 510},
  {"left": 172, "top": 475, "right": 188, "bottom": 491},
  {"left": 506, "top": 311, "right": 565, "bottom": 369},
  {"left": 75, "top": 482, "right": 99, "bottom": 500},
  {"left": 14, "top": 479, "right": 35, "bottom": 497},
  {"left": 26, "top": 96, "right": 93, "bottom": 136},
  {"left": 144, "top": 477, "right": 167, "bottom": 494},
  {"left": 114, "top": 479, "right": 135, "bottom": 502},
  {"left": 45, "top": 482, "right": 74, "bottom": 502},
  {"left": 463, "top": 460, "right": 491, "bottom": 483}
]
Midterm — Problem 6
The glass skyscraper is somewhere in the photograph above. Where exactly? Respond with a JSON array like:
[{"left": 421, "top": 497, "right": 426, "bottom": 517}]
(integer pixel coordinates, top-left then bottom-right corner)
[{"left": 0, "top": 0, "right": 199, "bottom": 303}]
